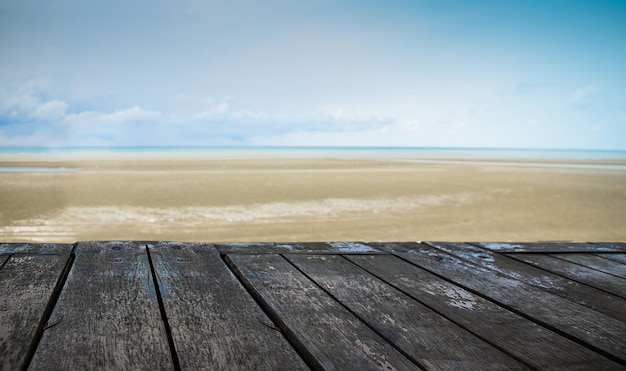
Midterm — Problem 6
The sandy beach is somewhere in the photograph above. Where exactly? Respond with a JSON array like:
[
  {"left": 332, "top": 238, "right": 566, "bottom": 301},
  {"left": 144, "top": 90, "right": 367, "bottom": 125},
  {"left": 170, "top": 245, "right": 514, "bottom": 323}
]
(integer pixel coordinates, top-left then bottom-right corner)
[{"left": 1, "top": 150, "right": 625, "bottom": 243}]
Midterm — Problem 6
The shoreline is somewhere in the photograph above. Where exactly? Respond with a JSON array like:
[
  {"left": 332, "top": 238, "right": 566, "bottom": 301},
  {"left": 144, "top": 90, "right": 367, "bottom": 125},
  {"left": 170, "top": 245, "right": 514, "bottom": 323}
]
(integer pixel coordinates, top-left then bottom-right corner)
[{"left": 1, "top": 146, "right": 626, "bottom": 162}]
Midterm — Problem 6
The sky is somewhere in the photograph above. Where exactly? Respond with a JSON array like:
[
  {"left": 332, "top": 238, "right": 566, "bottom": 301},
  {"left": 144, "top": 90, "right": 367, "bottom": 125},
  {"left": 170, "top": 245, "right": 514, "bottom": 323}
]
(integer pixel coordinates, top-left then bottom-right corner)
[{"left": 1, "top": 0, "right": 625, "bottom": 149}]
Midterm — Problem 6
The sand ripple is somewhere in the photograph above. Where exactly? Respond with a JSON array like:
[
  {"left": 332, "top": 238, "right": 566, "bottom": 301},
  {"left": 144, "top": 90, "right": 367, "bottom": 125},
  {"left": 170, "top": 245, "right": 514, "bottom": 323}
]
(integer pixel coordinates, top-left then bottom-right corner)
[{"left": 1, "top": 190, "right": 508, "bottom": 242}]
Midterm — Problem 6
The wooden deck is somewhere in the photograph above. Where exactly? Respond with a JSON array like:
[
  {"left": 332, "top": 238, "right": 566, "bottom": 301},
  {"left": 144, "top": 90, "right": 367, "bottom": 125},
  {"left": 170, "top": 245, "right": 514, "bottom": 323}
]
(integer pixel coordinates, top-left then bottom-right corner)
[{"left": 1, "top": 241, "right": 625, "bottom": 370}]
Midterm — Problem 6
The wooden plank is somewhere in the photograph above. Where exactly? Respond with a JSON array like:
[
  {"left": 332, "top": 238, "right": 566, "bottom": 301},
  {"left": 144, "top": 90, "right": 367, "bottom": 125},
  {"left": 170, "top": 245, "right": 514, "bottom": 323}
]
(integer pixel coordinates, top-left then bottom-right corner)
[
  {"left": 552, "top": 253, "right": 626, "bottom": 279},
  {"left": 285, "top": 254, "right": 526, "bottom": 370},
  {"left": 475, "top": 242, "right": 622, "bottom": 253},
  {"left": 508, "top": 253, "right": 626, "bottom": 298},
  {"left": 148, "top": 242, "right": 307, "bottom": 370},
  {"left": 225, "top": 253, "right": 419, "bottom": 370},
  {"left": 29, "top": 241, "right": 173, "bottom": 370},
  {"left": 216, "top": 241, "right": 385, "bottom": 255},
  {"left": 595, "top": 253, "right": 626, "bottom": 264},
  {"left": 0, "top": 242, "right": 72, "bottom": 255},
  {"left": 371, "top": 242, "right": 626, "bottom": 364},
  {"left": 0, "top": 246, "right": 72, "bottom": 370},
  {"left": 426, "top": 242, "right": 626, "bottom": 322},
  {"left": 591, "top": 242, "right": 626, "bottom": 251},
  {"left": 347, "top": 252, "right": 622, "bottom": 370}
]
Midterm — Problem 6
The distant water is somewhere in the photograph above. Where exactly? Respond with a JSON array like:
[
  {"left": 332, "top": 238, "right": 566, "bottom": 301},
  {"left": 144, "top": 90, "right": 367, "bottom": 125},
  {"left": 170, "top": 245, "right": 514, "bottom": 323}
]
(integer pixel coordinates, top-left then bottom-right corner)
[
  {"left": 1, "top": 146, "right": 626, "bottom": 171},
  {"left": 0, "top": 167, "right": 77, "bottom": 173},
  {"left": 1, "top": 146, "right": 626, "bottom": 159}
]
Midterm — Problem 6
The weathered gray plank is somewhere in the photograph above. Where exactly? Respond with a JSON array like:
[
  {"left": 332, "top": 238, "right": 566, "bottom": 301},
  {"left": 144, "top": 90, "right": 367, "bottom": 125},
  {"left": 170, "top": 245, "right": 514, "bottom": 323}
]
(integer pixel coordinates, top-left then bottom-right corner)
[
  {"left": 372, "top": 242, "right": 626, "bottom": 364},
  {"left": 427, "top": 242, "right": 626, "bottom": 322},
  {"left": 148, "top": 242, "right": 307, "bottom": 370},
  {"left": 348, "top": 251, "right": 622, "bottom": 370},
  {"left": 225, "top": 253, "right": 419, "bottom": 370},
  {"left": 595, "top": 253, "right": 626, "bottom": 264},
  {"left": 553, "top": 253, "right": 626, "bottom": 279},
  {"left": 285, "top": 254, "right": 526, "bottom": 370},
  {"left": 216, "top": 241, "right": 385, "bottom": 255},
  {"left": 0, "top": 246, "right": 72, "bottom": 370},
  {"left": 0, "top": 242, "right": 71, "bottom": 255},
  {"left": 29, "top": 241, "right": 173, "bottom": 370},
  {"left": 0, "top": 254, "right": 8, "bottom": 266},
  {"left": 591, "top": 242, "right": 626, "bottom": 251},
  {"left": 509, "top": 253, "right": 626, "bottom": 298},
  {"left": 476, "top": 242, "right": 621, "bottom": 253}
]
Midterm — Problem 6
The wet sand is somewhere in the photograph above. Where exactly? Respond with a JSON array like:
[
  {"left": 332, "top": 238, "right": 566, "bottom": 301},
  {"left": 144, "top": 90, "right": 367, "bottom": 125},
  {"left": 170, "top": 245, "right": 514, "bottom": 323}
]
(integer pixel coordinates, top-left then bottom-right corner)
[{"left": 1, "top": 153, "right": 625, "bottom": 243}]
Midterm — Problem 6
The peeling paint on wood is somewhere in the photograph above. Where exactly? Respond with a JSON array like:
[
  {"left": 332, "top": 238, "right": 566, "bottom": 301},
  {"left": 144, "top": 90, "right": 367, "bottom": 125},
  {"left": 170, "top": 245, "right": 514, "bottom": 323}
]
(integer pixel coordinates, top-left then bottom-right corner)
[
  {"left": 551, "top": 253, "right": 626, "bottom": 279},
  {"left": 1, "top": 240, "right": 624, "bottom": 370},
  {"left": 428, "top": 242, "right": 626, "bottom": 322},
  {"left": 508, "top": 253, "right": 626, "bottom": 298},
  {"left": 216, "top": 241, "right": 386, "bottom": 255},
  {"left": 370, "top": 242, "right": 626, "bottom": 366},
  {"left": 476, "top": 242, "right": 622, "bottom": 253},
  {"left": 348, "top": 250, "right": 623, "bottom": 370}
]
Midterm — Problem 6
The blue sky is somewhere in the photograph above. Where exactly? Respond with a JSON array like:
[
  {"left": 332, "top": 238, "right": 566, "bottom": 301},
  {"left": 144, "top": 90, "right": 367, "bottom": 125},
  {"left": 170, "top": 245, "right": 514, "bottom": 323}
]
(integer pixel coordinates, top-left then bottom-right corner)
[{"left": 1, "top": 0, "right": 625, "bottom": 149}]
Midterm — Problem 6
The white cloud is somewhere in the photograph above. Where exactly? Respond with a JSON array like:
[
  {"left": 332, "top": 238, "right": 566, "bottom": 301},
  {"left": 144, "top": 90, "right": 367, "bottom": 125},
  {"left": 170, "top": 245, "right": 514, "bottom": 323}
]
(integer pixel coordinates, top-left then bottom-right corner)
[
  {"left": 191, "top": 102, "right": 230, "bottom": 120},
  {"left": 570, "top": 85, "right": 598, "bottom": 107},
  {"left": 64, "top": 106, "right": 161, "bottom": 126},
  {"left": 320, "top": 106, "right": 389, "bottom": 123},
  {"left": 0, "top": 81, "right": 69, "bottom": 121},
  {"left": 32, "top": 100, "right": 69, "bottom": 120}
]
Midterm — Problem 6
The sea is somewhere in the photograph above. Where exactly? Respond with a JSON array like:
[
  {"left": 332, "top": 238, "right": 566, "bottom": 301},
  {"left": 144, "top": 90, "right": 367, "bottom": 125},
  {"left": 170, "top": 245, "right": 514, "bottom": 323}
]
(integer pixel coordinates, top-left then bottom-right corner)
[{"left": 1, "top": 146, "right": 626, "bottom": 171}]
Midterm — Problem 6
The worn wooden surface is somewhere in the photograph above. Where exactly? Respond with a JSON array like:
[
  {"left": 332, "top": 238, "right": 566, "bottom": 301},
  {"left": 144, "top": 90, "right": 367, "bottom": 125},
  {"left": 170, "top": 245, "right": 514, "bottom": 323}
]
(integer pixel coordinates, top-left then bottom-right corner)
[
  {"left": 226, "top": 253, "right": 418, "bottom": 370},
  {"left": 552, "top": 253, "right": 626, "bottom": 279},
  {"left": 0, "top": 243, "right": 71, "bottom": 255},
  {"left": 509, "top": 253, "right": 626, "bottom": 298},
  {"left": 285, "top": 254, "right": 525, "bottom": 369},
  {"left": 1, "top": 240, "right": 625, "bottom": 370},
  {"left": 476, "top": 242, "right": 624, "bottom": 253},
  {"left": 216, "top": 241, "right": 385, "bottom": 255},
  {"left": 596, "top": 253, "right": 626, "bottom": 264},
  {"left": 29, "top": 241, "right": 173, "bottom": 370},
  {"left": 147, "top": 242, "right": 306, "bottom": 370},
  {"left": 0, "top": 244, "right": 72, "bottom": 370},
  {"left": 374, "top": 242, "right": 626, "bottom": 364},
  {"left": 426, "top": 241, "right": 626, "bottom": 321},
  {"left": 348, "top": 252, "right": 621, "bottom": 370}
]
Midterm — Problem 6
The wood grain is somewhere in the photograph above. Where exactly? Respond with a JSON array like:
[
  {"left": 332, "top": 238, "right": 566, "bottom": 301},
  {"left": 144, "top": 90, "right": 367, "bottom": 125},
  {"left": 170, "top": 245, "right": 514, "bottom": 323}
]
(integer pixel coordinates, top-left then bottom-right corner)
[
  {"left": 29, "top": 241, "right": 173, "bottom": 370},
  {"left": 591, "top": 242, "right": 626, "bottom": 251},
  {"left": 286, "top": 254, "right": 526, "bottom": 370},
  {"left": 0, "top": 246, "right": 72, "bottom": 370},
  {"left": 552, "top": 253, "right": 626, "bottom": 278},
  {"left": 373, "top": 242, "right": 626, "bottom": 364},
  {"left": 595, "top": 253, "right": 626, "bottom": 264},
  {"left": 475, "top": 242, "right": 621, "bottom": 253},
  {"left": 0, "top": 243, "right": 71, "bottom": 255},
  {"left": 226, "top": 253, "right": 418, "bottom": 370},
  {"left": 509, "top": 253, "right": 626, "bottom": 298},
  {"left": 216, "top": 241, "right": 385, "bottom": 255},
  {"left": 348, "top": 251, "right": 622, "bottom": 370},
  {"left": 148, "top": 242, "right": 307, "bottom": 370},
  {"left": 427, "top": 241, "right": 626, "bottom": 321}
]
